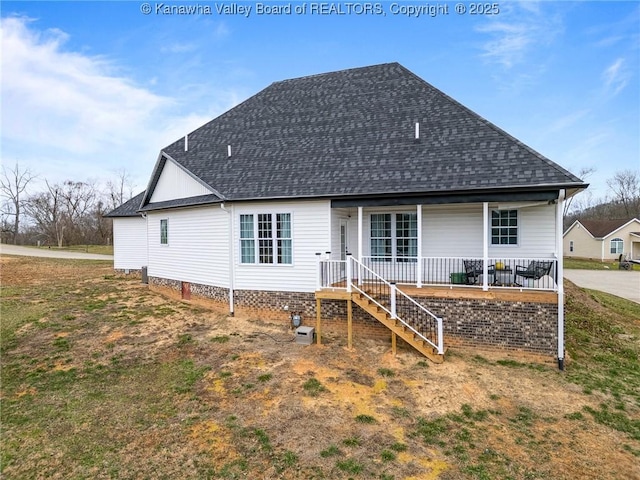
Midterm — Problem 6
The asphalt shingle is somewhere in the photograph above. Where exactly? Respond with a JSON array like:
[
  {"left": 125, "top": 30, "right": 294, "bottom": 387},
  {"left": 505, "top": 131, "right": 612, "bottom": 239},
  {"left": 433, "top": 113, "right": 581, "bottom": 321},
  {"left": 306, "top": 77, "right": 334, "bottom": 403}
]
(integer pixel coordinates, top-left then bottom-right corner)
[{"left": 147, "top": 63, "right": 586, "bottom": 205}]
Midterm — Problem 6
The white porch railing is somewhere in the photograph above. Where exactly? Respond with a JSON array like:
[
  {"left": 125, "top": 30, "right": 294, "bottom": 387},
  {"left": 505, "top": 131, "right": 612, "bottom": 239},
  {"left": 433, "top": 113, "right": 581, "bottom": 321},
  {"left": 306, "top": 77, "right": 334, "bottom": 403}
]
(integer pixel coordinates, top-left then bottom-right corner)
[
  {"left": 358, "top": 256, "right": 558, "bottom": 291},
  {"left": 318, "top": 255, "right": 444, "bottom": 354}
]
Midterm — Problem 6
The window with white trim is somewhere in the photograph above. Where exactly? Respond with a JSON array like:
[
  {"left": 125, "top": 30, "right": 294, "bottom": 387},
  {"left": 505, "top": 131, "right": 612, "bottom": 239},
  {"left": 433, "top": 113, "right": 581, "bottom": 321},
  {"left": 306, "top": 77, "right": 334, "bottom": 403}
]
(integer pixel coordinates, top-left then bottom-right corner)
[
  {"left": 569, "top": 240, "right": 574, "bottom": 252},
  {"left": 160, "top": 219, "right": 168, "bottom": 245},
  {"left": 610, "top": 237, "right": 623, "bottom": 255},
  {"left": 370, "top": 213, "right": 417, "bottom": 262},
  {"left": 491, "top": 209, "right": 518, "bottom": 245},
  {"left": 240, "top": 213, "right": 292, "bottom": 264}
]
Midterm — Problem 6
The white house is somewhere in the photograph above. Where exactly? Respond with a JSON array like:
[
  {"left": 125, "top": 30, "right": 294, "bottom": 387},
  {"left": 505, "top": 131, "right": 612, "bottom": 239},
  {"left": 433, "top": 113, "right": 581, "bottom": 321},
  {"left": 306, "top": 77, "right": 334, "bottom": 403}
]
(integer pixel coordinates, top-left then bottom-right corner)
[
  {"left": 104, "top": 191, "right": 147, "bottom": 271},
  {"left": 107, "top": 63, "right": 587, "bottom": 367}
]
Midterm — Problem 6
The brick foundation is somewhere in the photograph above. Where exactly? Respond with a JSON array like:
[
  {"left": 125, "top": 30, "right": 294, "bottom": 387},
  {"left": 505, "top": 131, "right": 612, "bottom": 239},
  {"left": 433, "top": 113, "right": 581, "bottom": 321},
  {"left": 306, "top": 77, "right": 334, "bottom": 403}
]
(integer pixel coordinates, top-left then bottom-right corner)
[
  {"left": 148, "top": 276, "right": 559, "bottom": 356},
  {"left": 115, "top": 268, "right": 142, "bottom": 275}
]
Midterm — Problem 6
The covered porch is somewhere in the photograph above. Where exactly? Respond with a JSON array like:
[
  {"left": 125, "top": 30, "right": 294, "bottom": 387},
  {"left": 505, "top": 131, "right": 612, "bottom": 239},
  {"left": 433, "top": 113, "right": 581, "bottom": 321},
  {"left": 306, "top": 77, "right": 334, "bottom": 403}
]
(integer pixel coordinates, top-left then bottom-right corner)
[{"left": 324, "top": 196, "right": 565, "bottom": 294}]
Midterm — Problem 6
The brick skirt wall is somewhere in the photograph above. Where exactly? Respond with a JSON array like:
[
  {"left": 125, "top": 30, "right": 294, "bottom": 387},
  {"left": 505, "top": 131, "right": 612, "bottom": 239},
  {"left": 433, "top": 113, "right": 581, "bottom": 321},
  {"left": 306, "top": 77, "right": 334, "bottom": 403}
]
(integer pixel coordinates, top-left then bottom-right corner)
[{"left": 148, "top": 276, "right": 558, "bottom": 356}]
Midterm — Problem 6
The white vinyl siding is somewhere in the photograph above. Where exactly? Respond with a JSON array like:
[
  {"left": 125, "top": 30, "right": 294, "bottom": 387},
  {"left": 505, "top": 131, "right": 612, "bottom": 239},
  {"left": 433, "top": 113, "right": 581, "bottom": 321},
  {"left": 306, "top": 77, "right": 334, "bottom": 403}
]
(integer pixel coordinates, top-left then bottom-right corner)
[
  {"left": 147, "top": 206, "right": 229, "bottom": 287},
  {"left": 112, "top": 217, "right": 148, "bottom": 270},
  {"left": 150, "top": 158, "right": 212, "bottom": 203},
  {"left": 489, "top": 204, "right": 556, "bottom": 258},
  {"left": 359, "top": 203, "right": 554, "bottom": 259},
  {"left": 422, "top": 204, "right": 483, "bottom": 257},
  {"left": 234, "top": 200, "right": 331, "bottom": 292}
]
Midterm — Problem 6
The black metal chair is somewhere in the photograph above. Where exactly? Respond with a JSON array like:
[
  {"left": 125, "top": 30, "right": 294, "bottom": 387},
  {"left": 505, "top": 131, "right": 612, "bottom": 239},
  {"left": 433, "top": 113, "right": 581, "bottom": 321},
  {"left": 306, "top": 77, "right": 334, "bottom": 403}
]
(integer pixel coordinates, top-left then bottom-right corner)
[
  {"left": 515, "top": 261, "right": 553, "bottom": 284},
  {"left": 463, "top": 260, "right": 495, "bottom": 285}
]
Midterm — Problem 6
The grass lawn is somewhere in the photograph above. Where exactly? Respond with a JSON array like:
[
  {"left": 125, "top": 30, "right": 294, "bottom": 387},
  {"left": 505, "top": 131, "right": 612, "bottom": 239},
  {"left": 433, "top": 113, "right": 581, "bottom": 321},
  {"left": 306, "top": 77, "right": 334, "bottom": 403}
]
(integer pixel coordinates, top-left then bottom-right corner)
[
  {"left": 27, "top": 244, "right": 115, "bottom": 255},
  {"left": 2, "top": 256, "right": 639, "bottom": 479},
  {"left": 564, "top": 257, "right": 640, "bottom": 271}
]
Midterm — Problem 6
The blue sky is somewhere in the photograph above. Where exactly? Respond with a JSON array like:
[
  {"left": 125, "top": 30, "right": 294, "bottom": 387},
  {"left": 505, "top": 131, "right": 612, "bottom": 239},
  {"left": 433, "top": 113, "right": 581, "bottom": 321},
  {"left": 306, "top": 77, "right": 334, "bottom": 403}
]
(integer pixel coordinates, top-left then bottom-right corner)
[{"left": 1, "top": 1, "right": 638, "bottom": 202}]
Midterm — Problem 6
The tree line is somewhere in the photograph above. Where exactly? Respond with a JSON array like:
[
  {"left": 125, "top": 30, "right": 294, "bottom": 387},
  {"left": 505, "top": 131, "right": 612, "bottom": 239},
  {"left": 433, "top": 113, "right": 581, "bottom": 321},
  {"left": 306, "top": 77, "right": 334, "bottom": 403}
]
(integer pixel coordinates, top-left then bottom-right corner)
[
  {"left": 1, "top": 164, "right": 137, "bottom": 247},
  {"left": 1, "top": 163, "right": 638, "bottom": 246},
  {"left": 563, "top": 168, "right": 640, "bottom": 230}
]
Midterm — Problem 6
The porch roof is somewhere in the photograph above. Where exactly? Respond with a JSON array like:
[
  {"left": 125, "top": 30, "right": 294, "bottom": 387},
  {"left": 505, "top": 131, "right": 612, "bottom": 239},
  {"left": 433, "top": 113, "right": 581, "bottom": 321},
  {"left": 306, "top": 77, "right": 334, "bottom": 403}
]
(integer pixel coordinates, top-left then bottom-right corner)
[{"left": 330, "top": 188, "right": 560, "bottom": 208}]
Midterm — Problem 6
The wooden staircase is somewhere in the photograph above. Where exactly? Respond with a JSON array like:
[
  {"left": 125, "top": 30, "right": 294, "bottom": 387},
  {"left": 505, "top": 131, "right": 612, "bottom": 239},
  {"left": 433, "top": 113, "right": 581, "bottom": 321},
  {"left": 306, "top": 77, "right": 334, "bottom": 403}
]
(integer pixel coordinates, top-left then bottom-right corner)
[{"left": 351, "top": 291, "right": 445, "bottom": 364}]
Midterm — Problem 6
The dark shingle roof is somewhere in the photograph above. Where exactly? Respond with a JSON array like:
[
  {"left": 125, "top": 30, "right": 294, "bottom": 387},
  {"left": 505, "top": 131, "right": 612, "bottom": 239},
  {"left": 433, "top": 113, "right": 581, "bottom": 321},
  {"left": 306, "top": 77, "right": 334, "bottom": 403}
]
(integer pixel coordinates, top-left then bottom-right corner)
[
  {"left": 139, "top": 193, "right": 223, "bottom": 212},
  {"left": 104, "top": 191, "right": 145, "bottom": 217},
  {"left": 579, "top": 218, "right": 638, "bottom": 238},
  {"left": 146, "top": 62, "right": 585, "bottom": 206}
]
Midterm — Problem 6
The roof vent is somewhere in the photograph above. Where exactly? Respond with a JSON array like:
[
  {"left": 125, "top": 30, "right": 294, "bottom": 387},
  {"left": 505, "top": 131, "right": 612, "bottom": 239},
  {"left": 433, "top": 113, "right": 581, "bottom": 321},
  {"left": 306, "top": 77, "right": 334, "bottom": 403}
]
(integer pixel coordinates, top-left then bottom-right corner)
[
  {"left": 184, "top": 134, "right": 188, "bottom": 152},
  {"left": 227, "top": 144, "right": 232, "bottom": 157},
  {"left": 415, "top": 122, "right": 420, "bottom": 140}
]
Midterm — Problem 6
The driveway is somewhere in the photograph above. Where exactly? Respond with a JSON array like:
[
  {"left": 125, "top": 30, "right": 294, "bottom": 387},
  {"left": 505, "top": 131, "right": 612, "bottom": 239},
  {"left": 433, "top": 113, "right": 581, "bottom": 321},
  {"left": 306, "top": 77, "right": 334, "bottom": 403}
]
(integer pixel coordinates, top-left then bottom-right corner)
[
  {"left": 564, "top": 269, "right": 640, "bottom": 304},
  {"left": 0, "top": 244, "right": 113, "bottom": 261}
]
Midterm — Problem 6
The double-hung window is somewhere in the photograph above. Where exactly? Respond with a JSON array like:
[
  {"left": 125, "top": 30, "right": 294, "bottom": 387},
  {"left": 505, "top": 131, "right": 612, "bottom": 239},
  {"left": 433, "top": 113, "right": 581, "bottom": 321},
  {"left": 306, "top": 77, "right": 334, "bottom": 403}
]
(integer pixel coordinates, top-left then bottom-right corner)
[
  {"left": 370, "top": 213, "right": 417, "bottom": 262},
  {"left": 160, "top": 219, "right": 168, "bottom": 245},
  {"left": 240, "top": 213, "right": 292, "bottom": 264},
  {"left": 491, "top": 210, "right": 518, "bottom": 245},
  {"left": 610, "top": 238, "right": 623, "bottom": 255}
]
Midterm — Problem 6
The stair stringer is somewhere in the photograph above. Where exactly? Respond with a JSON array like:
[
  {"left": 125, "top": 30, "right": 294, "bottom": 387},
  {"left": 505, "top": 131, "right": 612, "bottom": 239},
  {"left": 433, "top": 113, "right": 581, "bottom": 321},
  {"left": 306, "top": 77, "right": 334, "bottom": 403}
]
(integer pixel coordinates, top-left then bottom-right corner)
[{"left": 351, "top": 292, "right": 445, "bottom": 364}]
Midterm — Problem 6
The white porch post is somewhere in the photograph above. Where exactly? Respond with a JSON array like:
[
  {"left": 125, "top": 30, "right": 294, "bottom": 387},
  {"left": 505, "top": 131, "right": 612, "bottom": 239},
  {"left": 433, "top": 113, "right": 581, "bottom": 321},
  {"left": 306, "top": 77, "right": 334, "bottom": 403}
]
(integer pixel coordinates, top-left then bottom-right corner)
[
  {"left": 417, "top": 204, "right": 423, "bottom": 288},
  {"left": 358, "top": 206, "right": 363, "bottom": 285},
  {"left": 556, "top": 189, "right": 566, "bottom": 370},
  {"left": 390, "top": 283, "right": 397, "bottom": 319},
  {"left": 482, "top": 202, "right": 489, "bottom": 291},
  {"left": 316, "top": 252, "right": 322, "bottom": 290},
  {"left": 346, "top": 253, "right": 353, "bottom": 293}
]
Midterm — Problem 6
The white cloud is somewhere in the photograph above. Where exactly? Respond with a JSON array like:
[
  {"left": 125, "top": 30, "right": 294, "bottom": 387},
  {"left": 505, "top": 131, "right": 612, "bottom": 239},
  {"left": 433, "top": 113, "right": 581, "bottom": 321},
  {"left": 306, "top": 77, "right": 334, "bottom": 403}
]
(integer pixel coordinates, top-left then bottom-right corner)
[
  {"left": 161, "top": 42, "right": 197, "bottom": 53},
  {"left": 476, "top": 3, "right": 563, "bottom": 70},
  {"left": 602, "top": 58, "right": 630, "bottom": 96},
  {"left": 0, "top": 16, "right": 228, "bottom": 189},
  {"left": 548, "top": 109, "right": 591, "bottom": 133}
]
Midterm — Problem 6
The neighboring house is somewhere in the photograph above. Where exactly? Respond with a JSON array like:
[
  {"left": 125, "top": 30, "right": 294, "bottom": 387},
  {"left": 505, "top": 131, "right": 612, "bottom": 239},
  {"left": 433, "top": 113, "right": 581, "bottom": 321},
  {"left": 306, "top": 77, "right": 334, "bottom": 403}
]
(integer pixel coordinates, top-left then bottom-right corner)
[
  {"left": 104, "top": 191, "right": 147, "bottom": 271},
  {"left": 563, "top": 218, "right": 640, "bottom": 261},
  {"left": 107, "top": 63, "right": 587, "bottom": 367}
]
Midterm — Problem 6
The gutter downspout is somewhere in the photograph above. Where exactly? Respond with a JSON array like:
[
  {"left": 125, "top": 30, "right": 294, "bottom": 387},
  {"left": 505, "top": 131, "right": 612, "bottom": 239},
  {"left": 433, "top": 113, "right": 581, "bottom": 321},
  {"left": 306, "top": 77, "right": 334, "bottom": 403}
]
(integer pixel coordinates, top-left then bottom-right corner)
[
  {"left": 556, "top": 189, "right": 566, "bottom": 370},
  {"left": 220, "top": 203, "right": 235, "bottom": 316}
]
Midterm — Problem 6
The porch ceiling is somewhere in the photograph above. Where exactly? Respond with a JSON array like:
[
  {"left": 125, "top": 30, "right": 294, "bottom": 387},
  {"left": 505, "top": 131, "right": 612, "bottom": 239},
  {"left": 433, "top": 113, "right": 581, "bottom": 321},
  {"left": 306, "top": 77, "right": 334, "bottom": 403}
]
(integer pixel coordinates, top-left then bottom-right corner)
[{"left": 330, "top": 189, "right": 559, "bottom": 208}]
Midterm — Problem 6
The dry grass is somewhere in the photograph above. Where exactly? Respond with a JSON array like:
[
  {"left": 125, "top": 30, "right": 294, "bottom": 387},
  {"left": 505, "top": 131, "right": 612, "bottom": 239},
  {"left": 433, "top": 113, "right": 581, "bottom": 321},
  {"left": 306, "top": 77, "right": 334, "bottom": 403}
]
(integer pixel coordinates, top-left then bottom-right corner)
[{"left": 1, "top": 255, "right": 639, "bottom": 479}]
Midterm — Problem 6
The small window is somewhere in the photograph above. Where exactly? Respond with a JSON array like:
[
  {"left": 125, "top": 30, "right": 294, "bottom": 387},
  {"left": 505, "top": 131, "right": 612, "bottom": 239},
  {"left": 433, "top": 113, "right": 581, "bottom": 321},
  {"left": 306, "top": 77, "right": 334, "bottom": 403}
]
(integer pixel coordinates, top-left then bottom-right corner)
[
  {"left": 240, "top": 214, "right": 255, "bottom": 263},
  {"left": 569, "top": 240, "right": 574, "bottom": 252},
  {"left": 610, "top": 238, "right": 623, "bottom": 255},
  {"left": 160, "top": 219, "right": 168, "bottom": 245},
  {"left": 491, "top": 210, "right": 518, "bottom": 245}
]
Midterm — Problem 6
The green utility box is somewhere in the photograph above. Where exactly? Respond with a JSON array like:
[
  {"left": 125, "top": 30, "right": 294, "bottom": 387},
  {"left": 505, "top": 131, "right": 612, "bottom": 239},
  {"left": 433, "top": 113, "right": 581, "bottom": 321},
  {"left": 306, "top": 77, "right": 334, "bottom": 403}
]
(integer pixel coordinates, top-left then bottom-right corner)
[{"left": 450, "top": 272, "right": 466, "bottom": 284}]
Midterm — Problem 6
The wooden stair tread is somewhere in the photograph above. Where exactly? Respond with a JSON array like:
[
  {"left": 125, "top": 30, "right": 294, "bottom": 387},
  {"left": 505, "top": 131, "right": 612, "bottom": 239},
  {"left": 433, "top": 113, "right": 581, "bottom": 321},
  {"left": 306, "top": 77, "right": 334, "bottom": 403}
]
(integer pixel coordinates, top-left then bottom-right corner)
[{"left": 351, "top": 293, "right": 444, "bottom": 364}]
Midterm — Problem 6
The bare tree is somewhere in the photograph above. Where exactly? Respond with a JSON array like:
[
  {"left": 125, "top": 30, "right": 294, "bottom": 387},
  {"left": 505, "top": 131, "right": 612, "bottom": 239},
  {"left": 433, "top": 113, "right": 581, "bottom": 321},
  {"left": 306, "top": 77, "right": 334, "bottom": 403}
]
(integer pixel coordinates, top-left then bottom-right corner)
[
  {"left": 563, "top": 166, "right": 596, "bottom": 217},
  {"left": 607, "top": 169, "right": 640, "bottom": 218},
  {"left": 0, "top": 163, "right": 36, "bottom": 244},
  {"left": 24, "top": 180, "right": 100, "bottom": 247},
  {"left": 105, "top": 169, "right": 134, "bottom": 210},
  {"left": 25, "top": 182, "right": 65, "bottom": 247}
]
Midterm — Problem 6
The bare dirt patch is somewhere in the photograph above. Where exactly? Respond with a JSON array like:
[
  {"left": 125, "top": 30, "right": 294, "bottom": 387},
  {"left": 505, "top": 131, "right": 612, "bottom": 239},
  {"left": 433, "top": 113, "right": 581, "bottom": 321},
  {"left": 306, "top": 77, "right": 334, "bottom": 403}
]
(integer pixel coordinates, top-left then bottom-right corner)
[{"left": 1, "top": 256, "right": 639, "bottom": 479}]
